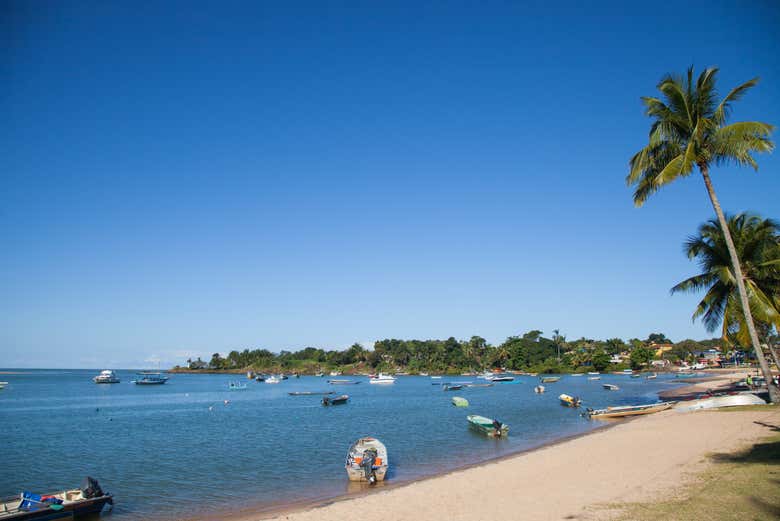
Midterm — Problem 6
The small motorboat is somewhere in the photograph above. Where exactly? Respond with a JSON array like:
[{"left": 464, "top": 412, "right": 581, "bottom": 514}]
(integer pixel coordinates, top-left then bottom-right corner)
[
  {"left": 0, "top": 477, "right": 113, "bottom": 520},
  {"left": 132, "top": 372, "right": 169, "bottom": 385},
  {"left": 646, "top": 373, "right": 658, "bottom": 380},
  {"left": 586, "top": 402, "right": 674, "bottom": 419},
  {"left": 328, "top": 379, "right": 361, "bottom": 385},
  {"left": 0, "top": 382, "right": 7, "bottom": 390},
  {"left": 451, "top": 396, "right": 469, "bottom": 407},
  {"left": 322, "top": 394, "right": 349, "bottom": 406},
  {"left": 675, "top": 372, "right": 698, "bottom": 378},
  {"left": 345, "top": 437, "right": 388, "bottom": 483},
  {"left": 255, "top": 375, "right": 266, "bottom": 382},
  {"left": 430, "top": 376, "right": 442, "bottom": 379},
  {"left": 329, "top": 371, "right": 342, "bottom": 376},
  {"left": 442, "top": 384, "right": 463, "bottom": 391},
  {"left": 265, "top": 376, "right": 281, "bottom": 384},
  {"left": 93, "top": 370, "right": 120, "bottom": 384},
  {"left": 534, "top": 385, "right": 545, "bottom": 393},
  {"left": 419, "top": 372, "right": 429, "bottom": 376},
  {"left": 587, "top": 372, "right": 600, "bottom": 375},
  {"left": 315, "top": 373, "right": 324, "bottom": 377},
  {"left": 540, "top": 376, "right": 560, "bottom": 383},
  {"left": 603, "top": 384, "right": 620, "bottom": 391},
  {"left": 487, "top": 375, "right": 515, "bottom": 382},
  {"left": 588, "top": 376, "right": 601, "bottom": 381},
  {"left": 465, "top": 383, "right": 494, "bottom": 388},
  {"left": 369, "top": 373, "right": 397, "bottom": 385},
  {"left": 559, "top": 393, "right": 582, "bottom": 407},
  {"left": 622, "top": 369, "right": 633, "bottom": 375},
  {"left": 467, "top": 415, "right": 509, "bottom": 437},
  {"left": 228, "top": 381, "right": 247, "bottom": 391},
  {"left": 630, "top": 373, "right": 641, "bottom": 378}
]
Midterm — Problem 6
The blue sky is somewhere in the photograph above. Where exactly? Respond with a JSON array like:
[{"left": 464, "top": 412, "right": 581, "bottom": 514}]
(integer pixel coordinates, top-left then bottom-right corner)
[{"left": 2, "top": 1, "right": 779, "bottom": 368}]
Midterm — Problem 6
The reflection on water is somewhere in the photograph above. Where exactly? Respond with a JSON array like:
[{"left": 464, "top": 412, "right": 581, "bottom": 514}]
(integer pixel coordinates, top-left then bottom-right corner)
[{"left": 0, "top": 370, "right": 680, "bottom": 520}]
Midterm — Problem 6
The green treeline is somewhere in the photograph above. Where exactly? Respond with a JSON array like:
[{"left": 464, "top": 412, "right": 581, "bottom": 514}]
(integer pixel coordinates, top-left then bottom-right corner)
[{"left": 179, "top": 331, "right": 728, "bottom": 374}]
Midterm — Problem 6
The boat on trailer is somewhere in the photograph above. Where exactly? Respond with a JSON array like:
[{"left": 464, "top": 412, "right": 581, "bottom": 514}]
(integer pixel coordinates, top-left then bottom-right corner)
[
  {"left": 585, "top": 402, "right": 674, "bottom": 419},
  {"left": 345, "top": 437, "right": 388, "bottom": 483},
  {"left": 0, "top": 477, "right": 112, "bottom": 520},
  {"left": 467, "top": 415, "right": 509, "bottom": 437}
]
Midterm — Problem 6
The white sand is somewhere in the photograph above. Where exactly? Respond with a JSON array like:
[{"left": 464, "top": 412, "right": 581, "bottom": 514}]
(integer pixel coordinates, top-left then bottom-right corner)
[{"left": 249, "top": 406, "right": 779, "bottom": 521}]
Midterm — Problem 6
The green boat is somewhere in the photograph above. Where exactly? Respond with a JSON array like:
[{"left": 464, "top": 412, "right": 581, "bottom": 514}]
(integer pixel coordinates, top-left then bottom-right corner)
[
  {"left": 451, "top": 396, "right": 469, "bottom": 407},
  {"left": 466, "top": 415, "right": 509, "bottom": 437}
]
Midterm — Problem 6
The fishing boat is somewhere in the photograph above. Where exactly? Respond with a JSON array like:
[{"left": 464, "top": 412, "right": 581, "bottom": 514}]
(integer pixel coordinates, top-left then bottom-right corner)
[
  {"left": 587, "top": 376, "right": 601, "bottom": 381},
  {"left": 534, "top": 385, "right": 545, "bottom": 393},
  {"left": 369, "top": 373, "right": 397, "bottom": 385},
  {"left": 442, "top": 384, "right": 463, "bottom": 391},
  {"left": 328, "top": 379, "right": 360, "bottom": 385},
  {"left": 0, "top": 477, "right": 113, "bottom": 520},
  {"left": 92, "top": 370, "right": 120, "bottom": 384},
  {"left": 540, "top": 376, "right": 560, "bottom": 383},
  {"left": 322, "top": 394, "right": 349, "bottom": 406},
  {"left": 558, "top": 393, "right": 582, "bottom": 407},
  {"left": 646, "top": 373, "right": 657, "bottom": 379},
  {"left": 674, "top": 393, "right": 766, "bottom": 412},
  {"left": 132, "top": 372, "right": 168, "bottom": 385},
  {"left": 586, "top": 402, "right": 674, "bottom": 419},
  {"left": 451, "top": 396, "right": 469, "bottom": 407},
  {"left": 345, "top": 437, "right": 388, "bottom": 483},
  {"left": 288, "top": 391, "right": 334, "bottom": 396},
  {"left": 466, "top": 415, "right": 509, "bottom": 437},
  {"left": 603, "top": 383, "right": 620, "bottom": 391},
  {"left": 265, "top": 376, "right": 281, "bottom": 384},
  {"left": 228, "top": 381, "right": 247, "bottom": 391}
]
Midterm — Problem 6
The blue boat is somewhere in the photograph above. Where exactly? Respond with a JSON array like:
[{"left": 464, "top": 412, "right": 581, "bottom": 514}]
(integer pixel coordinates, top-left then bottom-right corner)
[
  {"left": 132, "top": 372, "right": 169, "bottom": 385},
  {"left": 0, "top": 477, "right": 113, "bottom": 520}
]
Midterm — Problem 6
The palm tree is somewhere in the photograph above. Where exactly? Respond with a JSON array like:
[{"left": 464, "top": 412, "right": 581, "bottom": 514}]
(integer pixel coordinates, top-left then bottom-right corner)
[
  {"left": 628, "top": 67, "right": 777, "bottom": 402},
  {"left": 671, "top": 213, "right": 780, "bottom": 397}
]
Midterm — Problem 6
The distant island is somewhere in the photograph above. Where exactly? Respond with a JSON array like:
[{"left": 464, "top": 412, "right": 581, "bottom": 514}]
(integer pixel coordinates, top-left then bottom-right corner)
[{"left": 171, "top": 330, "right": 732, "bottom": 375}]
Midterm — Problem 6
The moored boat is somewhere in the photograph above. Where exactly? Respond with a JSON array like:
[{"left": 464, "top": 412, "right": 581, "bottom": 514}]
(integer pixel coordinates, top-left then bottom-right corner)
[
  {"left": 430, "top": 376, "right": 442, "bottom": 379},
  {"left": 369, "top": 373, "right": 396, "bottom": 384},
  {"left": 587, "top": 372, "right": 600, "bottom": 375},
  {"left": 558, "top": 393, "right": 582, "bottom": 407},
  {"left": 322, "top": 394, "right": 349, "bottom": 405},
  {"left": 442, "top": 384, "right": 463, "bottom": 391},
  {"left": 132, "top": 372, "right": 168, "bottom": 385},
  {"left": 465, "top": 383, "right": 494, "bottom": 388},
  {"left": 265, "top": 376, "right": 281, "bottom": 384},
  {"left": 585, "top": 401, "right": 674, "bottom": 419},
  {"left": 0, "top": 477, "right": 113, "bottom": 520},
  {"left": 228, "top": 381, "right": 247, "bottom": 390},
  {"left": 630, "top": 373, "right": 641, "bottom": 378},
  {"left": 534, "top": 385, "right": 545, "bottom": 393},
  {"left": 93, "top": 370, "right": 120, "bottom": 384},
  {"left": 451, "top": 396, "right": 469, "bottom": 407},
  {"left": 345, "top": 437, "right": 388, "bottom": 483},
  {"left": 588, "top": 376, "right": 601, "bottom": 381},
  {"left": 289, "top": 391, "right": 334, "bottom": 396},
  {"left": 603, "top": 383, "right": 619, "bottom": 391},
  {"left": 487, "top": 375, "right": 514, "bottom": 382},
  {"left": 646, "top": 373, "right": 657, "bottom": 379},
  {"left": 466, "top": 415, "right": 509, "bottom": 437},
  {"left": 540, "top": 376, "right": 560, "bottom": 383},
  {"left": 0, "top": 382, "right": 7, "bottom": 390},
  {"left": 328, "top": 379, "right": 360, "bottom": 385}
]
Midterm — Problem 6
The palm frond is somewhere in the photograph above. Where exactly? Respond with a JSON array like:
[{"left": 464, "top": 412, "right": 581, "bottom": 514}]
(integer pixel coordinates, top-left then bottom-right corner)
[{"left": 714, "top": 77, "right": 759, "bottom": 124}]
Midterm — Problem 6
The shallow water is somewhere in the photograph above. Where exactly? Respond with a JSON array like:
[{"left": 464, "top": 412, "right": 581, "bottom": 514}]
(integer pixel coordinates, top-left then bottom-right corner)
[{"left": 0, "top": 370, "right": 681, "bottom": 519}]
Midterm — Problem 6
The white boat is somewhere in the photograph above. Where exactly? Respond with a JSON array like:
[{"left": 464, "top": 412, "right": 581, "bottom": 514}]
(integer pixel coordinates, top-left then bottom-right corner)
[
  {"left": 587, "top": 372, "right": 600, "bottom": 375},
  {"left": 329, "top": 371, "right": 342, "bottom": 376},
  {"left": 0, "top": 382, "right": 8, "bottom": 390},
  {"left": 228, "top": 381, "right": 247, "bottom": 390},
  {"left": 646, "top": 373, "right": 658, "bottom": 380},
  {"left": 265, "top": 376, "right": 281, "bottom": 384},
  {"left": 419, "top": 372, "right": 429, "bottom": 376},
  {"left": 345, "top": 437, "right": 388, "bottom": 483},
  {"left": 431, "top": 376, "right": 442, "bottom": 379},
  {"left": 674, "top": 393, "right": 766, "bottom": 412},
  {"left": 93, "top": 370, "right": 120, "bottom": 384},
  {"left": 588, "top": 376, "right": 601, "bottom": 381},
  {"left": 369, "top": 373, "right": 396, "bottom": 384},
  {"left": 534, "top": 385, "right": 545, "bottom": 393},
  {"left": 603, "top": 383, "right": 620, "bottom": 391},
  {"left": 486, "top": 374, "right": 514, "bottom": 382}
]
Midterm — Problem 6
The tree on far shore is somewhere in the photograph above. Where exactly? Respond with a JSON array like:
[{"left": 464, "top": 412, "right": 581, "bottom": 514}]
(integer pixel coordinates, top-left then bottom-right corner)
[{"left": 628, "top": 67, "right": 778, "bottom": 402}]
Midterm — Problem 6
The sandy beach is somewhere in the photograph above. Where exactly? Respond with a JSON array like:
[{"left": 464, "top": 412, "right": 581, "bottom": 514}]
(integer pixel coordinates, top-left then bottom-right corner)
[{"left": 239, "top": 402, "right": 779, "bottom": 521}]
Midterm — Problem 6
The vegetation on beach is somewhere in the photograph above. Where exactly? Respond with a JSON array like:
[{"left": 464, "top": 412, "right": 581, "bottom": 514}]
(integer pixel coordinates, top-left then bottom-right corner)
[
  {"left": 627, "top": 66, "right": 778, "bottom": 402},
  {"left": 174, "top": 331, "right": 730, "bottom": 374}
]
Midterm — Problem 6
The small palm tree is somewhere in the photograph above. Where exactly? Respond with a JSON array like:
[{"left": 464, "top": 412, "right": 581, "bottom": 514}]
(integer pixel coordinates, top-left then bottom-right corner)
[
  {"left": 628, "top": 67, "right": 777, "bottom": 402},
  {"left": 672, "top": 213, "right": 780, "bottom": 345}
]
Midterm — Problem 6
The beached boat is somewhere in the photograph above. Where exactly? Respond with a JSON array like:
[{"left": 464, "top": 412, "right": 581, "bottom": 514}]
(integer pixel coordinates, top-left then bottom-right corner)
[
  {"left": 345, "top": 437, "right": 388, "bottom": 483},
  {"left": 369, "top": 373, "right": 396, "bottom": 385},
  {"left": 0, "top": 477, "right": 113, "bottom": 520},
  {"left": 265, "top": 376, "right": 281, "bottom": 384},
  {"left": 315, "top": 372, "right": 324, "bottom": 377},
  {"left": 586, "top": 402, "right": 674, "bottom": 419},
  {"left": 322, "top": 394, "right": 349, "bottom": 406},
  {"left": 674, "top": 393, "right": 766, "bottom": 412},
  {"left": 132, "top": 372, "right": 168, "bottom": 385},
  {"left": 602, "top": 383, "right": 619, "bottom": 391},
  {"left": 451, "top": 396, "right": 469, "bottom": 407},
  {"left": 442, "top": 384, "right": 463, "bottom": 391},
  {"left": 534, "top": 385, "right": 545, "bottom": 393},
  {"left": 540, "top": 376, "right": 560, "bottom": 383},
  {"left": 467, "top": 415, "right": 509, "bottom": 437},
  {"left": 328, "top": 379, "right": 360, "bottom": 385},
  {"left": 93, "top": 370, "right": 120, "bottom": 384},
  {"left": 587, "top": 376, "right": 601, "bottom": 381},
  {"left": 558, "top": 394, "right": 582, "bottom": 407},
  {"left": 228, "top": 381, "right": 247, "bottom": 390},
  {"left": 288, "top": 391, "right": 334, "bottom": 396}
]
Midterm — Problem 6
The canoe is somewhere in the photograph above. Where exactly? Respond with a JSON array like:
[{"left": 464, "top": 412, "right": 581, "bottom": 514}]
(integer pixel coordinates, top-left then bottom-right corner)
[
  {"left": 674, "top": 393, "right": 766, "bottom": 412},
  {"left": 451, "top": 396, "right": 469, "bottom": 407},
  {"left": 467, "top": 415, "right": 509, "bottom": 437},
  {"left": 322, "top": 394, "right": 349, "bottom": 406},
  {"left": 345, "top": 437, "right": 388, "bottom": 483},
  {"left": 586, "top": 402, "right": 674, "bottom": 419},
  {"left": 603, "top": 384, "right": 620, "bottom": 391},
  {"left": 558, "top": 393, "right": 581, "bottom": 407},
  {"left": 0, "top": 477, "right": 113, "bottom": 520},
  {"left": 540, "top": 376, "right": 560, "bottom": 383}
]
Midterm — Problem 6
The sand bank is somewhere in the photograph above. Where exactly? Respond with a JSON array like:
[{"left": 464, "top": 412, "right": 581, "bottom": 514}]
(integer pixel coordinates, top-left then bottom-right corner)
[{"left": 242, "top": 405, "right": 778, "bottom": 521}]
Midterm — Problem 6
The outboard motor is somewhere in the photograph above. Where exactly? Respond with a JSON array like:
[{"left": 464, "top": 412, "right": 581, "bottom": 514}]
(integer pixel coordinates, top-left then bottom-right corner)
[
  {"left": 361, "top": 448, "right": 378, "bottom": 484},
  {"left": 80, "top": 477, "right": 104, "bottom": 499},
  {"left": 492, "top": 419, "right": 503, "bottom": 437}
]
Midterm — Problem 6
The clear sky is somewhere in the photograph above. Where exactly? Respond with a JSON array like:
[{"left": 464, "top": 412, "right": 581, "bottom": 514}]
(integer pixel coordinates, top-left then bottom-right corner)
[{"left": 2, "top": 1, "right": 779, "bottom": 368}]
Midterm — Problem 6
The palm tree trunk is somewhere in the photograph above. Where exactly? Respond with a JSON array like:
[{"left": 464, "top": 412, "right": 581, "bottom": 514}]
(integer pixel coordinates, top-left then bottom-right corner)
[{"left": 700, "top": 166, "right": 780, "bottom": 403}]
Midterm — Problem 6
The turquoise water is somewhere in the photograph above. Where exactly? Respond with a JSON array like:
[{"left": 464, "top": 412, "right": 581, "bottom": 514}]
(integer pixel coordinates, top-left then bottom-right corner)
[{"left": 0, "top": 370, "right": 680, "bottom": 520}]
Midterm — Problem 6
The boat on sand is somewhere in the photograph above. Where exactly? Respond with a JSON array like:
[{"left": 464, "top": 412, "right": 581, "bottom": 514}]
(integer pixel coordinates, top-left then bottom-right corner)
[
  {"left": 467, "top": 415, "right": 509, "bottom": 437},
  {"left": 674, "top": 393, "right": 766, "bottom": 412},
  {"left": 345, "top": 437, "right": 388, "bottom": 483},
  {"left": 585, "top": 402, "right": 674, "bottom": 419},
  {"left": 0, "top": 477, "right": 113, "bottom": 520}
]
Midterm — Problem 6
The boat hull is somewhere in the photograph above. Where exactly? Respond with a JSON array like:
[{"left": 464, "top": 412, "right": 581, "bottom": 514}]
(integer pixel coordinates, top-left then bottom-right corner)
[
  {"left": 345, "top": 437, "right": 388, "bottom": 483},
  {"left": 466, "top": 415, "right": 509, "bottom": 437},
  {"left": 587, "top": 402, "right": 673, "bottom": 419},
  {"left": 0, "top": 495, "right": 112, "bottom": 520}
]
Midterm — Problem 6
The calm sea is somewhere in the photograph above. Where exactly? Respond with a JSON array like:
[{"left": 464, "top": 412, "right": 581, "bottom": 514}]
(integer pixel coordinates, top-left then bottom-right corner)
[{"left": 0, "top": 370, "right": 680, "bottom": 519}]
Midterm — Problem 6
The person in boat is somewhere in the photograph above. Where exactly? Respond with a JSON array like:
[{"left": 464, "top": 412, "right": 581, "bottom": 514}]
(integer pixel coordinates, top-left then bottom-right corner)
[
  {"left": 746, "top": 374, "right": 753, "bottom": 389},
  {"left": 492, "top": 419, "right": 503, "bottom": 437}
]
